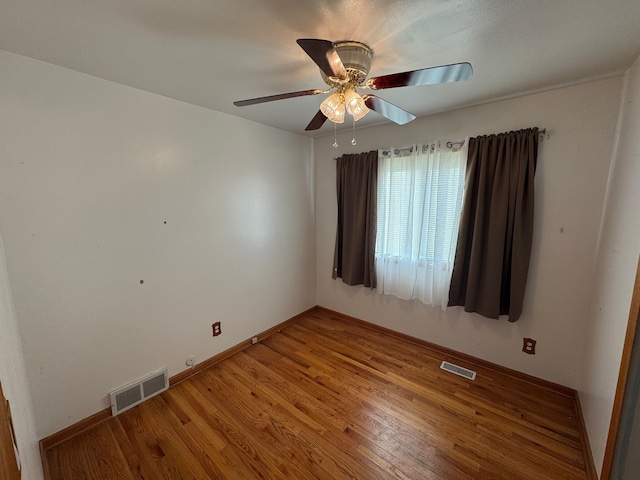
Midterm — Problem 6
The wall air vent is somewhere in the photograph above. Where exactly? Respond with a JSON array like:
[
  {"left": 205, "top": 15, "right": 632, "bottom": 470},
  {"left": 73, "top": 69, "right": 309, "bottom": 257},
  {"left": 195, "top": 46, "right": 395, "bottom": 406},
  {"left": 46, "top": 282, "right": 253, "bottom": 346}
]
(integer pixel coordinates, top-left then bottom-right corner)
[
  {"left": 440, "top": 361, "right": 477, "bottom": 380},
  {"left": 109, "top": 368, "right": 169, "bottom": 416}
]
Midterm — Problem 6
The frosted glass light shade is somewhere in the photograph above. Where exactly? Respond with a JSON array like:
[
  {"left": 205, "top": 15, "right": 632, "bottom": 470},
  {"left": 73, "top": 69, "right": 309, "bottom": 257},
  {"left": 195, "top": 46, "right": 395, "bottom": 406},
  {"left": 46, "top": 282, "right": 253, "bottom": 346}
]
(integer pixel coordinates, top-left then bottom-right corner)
[
  {"left": 344, "top": 88, "right": 369, "bottom": 121},
  {"left": 320, "top": 92, "right": 345, "bottom": 123}
]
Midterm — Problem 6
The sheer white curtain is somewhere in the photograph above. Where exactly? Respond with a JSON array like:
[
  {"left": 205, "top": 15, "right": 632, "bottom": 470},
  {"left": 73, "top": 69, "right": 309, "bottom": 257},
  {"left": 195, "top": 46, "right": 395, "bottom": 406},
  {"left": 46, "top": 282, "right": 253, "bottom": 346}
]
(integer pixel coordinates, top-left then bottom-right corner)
[{"left": 375, "top": 142, "right": 467, "bottom": 309}]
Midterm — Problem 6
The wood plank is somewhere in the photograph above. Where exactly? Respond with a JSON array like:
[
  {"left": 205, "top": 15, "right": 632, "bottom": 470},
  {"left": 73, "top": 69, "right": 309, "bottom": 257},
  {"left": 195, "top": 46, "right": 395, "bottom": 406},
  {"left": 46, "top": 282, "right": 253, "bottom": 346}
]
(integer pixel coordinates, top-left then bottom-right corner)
[
  {"left": 315, "top": 306, "right": 576, "bottom": 396},
  {"left": 43, "top": 308, "right": 592, "bottom": 479},
  {"left": 45, "top": 421, "right": 134, "bottom": 480}
]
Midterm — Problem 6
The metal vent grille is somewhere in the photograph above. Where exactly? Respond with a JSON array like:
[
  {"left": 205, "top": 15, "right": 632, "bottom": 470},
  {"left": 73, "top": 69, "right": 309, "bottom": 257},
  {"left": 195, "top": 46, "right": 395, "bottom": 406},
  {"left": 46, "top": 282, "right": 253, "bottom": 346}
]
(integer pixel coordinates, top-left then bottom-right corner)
[
  {"left": 114, "top": 386, "right": 142, "bottom": 412},
  {"left": 143, "top": 374, "right": 167, "bottom": 397},
  {"left": 440, "top": 361, "right": 477, "bottom": 380},
  {"left": 109, "top": 368, "right": 169, "bottom": 416}
]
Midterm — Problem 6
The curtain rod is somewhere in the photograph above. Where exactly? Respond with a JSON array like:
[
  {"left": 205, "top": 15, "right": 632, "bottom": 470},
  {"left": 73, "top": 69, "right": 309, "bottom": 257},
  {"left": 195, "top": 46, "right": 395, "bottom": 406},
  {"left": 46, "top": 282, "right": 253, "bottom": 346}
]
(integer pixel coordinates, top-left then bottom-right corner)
[
  {"left": 333, "top": 128, "right": 548, "bottom": 160},
  {"left": 384, "top": 141, "right": 465, "bottom": 156},
  {"left": 334, "top": 141, "right": 464, "bottom": 160}
]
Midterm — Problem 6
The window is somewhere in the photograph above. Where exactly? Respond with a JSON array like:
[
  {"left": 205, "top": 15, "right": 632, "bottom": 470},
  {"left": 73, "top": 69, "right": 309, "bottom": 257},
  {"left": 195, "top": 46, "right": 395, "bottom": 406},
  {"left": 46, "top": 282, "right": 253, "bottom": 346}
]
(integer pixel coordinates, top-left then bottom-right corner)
[{"left": 375, "top": 142, "right": 466, "bottom": 308}]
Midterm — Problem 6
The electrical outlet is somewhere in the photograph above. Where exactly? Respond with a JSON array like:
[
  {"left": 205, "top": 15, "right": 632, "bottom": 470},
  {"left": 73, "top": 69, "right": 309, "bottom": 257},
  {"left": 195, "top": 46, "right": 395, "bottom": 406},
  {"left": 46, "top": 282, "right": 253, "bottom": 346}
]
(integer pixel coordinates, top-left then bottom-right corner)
[
  {"left": 523, "top": 338, "right": 536, "bottom": 355},
  {"left": 212, "top": 322, "right": 221, "bottom": 336},
  {"left": 185, "top": 356, "right": 195, "bottom": 367}
]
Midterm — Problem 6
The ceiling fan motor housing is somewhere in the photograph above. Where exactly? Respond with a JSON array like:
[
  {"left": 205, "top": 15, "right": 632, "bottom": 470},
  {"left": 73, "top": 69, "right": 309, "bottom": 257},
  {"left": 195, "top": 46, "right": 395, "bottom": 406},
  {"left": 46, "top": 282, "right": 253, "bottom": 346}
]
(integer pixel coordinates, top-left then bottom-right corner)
[{"left": 322, "top": 41, "right": 373, "bottom": 87}]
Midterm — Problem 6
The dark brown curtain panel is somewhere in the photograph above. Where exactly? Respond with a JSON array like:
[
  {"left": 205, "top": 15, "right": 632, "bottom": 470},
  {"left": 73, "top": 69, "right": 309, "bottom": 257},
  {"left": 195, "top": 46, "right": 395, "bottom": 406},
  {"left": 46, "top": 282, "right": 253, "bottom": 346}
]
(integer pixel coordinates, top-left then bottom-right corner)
[
  {"left": 448, "top": 128, "right": 539, "bottom": 321},
  {"left": 332, "top": 151, "right": 378, "bottom": 287}
]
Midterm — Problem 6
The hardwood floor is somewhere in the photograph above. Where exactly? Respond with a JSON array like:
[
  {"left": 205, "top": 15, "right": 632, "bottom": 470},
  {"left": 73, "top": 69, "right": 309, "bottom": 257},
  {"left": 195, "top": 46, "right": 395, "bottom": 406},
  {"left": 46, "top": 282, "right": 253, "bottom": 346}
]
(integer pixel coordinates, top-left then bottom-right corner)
[{"left": 44, "top": 309, "right": 591, "bottom": 479}]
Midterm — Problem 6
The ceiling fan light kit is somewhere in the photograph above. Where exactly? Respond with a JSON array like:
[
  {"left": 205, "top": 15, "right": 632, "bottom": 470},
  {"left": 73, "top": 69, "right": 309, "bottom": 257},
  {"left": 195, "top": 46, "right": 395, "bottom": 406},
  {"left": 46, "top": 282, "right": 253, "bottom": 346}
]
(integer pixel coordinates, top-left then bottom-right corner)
[
  {"left": 234, "top": 38, "right": 473, "bottom": 134},
  {"left": 343, "top": 88, "right": 369, "bottom": 121},
  {"left": 320, "top": 91, "right": 346, "bottom": 123}
]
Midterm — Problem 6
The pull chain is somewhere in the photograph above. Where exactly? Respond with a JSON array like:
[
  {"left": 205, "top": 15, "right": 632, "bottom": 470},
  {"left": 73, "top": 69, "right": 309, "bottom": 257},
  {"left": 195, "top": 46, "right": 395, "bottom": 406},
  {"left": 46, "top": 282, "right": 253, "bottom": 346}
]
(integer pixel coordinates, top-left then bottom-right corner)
[
  {"left": 332, "top": 121, "right": 338, "bottom": 148},
  {"left": 351, "top": 117, "right": 357, "bottom": 146}
]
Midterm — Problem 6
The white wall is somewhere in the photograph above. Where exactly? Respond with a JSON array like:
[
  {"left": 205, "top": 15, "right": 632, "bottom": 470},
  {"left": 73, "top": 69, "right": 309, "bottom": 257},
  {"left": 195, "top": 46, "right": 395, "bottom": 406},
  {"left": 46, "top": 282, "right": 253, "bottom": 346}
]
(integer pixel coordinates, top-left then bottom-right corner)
[
  {"left": 581, "top": 54, "right": 640, "bottom": 476},
  {"left": 0, "top": 50, "right": 316, "bottom": 438},
  {"left": 1, "top": 43, "right": 633, "bottom": 476},
  {"left": 315, "top": 77, "right": 622, "bottom": 390},
  {"left": 0, "top": 233, "right": 43, "bottom": 478}
]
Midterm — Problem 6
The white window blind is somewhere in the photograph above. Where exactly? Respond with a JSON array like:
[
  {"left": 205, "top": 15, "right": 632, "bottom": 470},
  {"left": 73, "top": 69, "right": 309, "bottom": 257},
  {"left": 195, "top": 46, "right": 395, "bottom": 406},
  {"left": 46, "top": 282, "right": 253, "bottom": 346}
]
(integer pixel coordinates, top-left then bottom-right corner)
[{"left": 375, "top": 142, "right": 467, "bottom": 309}]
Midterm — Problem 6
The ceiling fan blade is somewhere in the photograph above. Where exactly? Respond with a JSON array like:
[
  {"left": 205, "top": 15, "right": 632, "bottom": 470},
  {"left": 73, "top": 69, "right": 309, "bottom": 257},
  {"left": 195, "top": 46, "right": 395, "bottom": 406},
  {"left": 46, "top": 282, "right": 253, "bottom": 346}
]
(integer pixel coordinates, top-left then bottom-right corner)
[
  {"left": 234, "top": 89, "right": 321, "bottom": 107},
  {"left": 305, "top": 110, "right": 328, "bottom": 131},
  {"left": 363, "top": 95, "right": 416, "bottom": 125},
  {"left": 367, "top": 62, "right": 473, "bottom": 90},
  {"left": 296, "top": 39, "right": 347, "bottom": 79}
]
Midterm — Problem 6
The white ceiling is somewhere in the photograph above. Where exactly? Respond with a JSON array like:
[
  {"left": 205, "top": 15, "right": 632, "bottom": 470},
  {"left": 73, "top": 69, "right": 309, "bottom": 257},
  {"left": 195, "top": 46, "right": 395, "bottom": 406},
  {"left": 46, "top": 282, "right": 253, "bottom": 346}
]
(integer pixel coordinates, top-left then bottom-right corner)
[{"left": 1, "top": 0, "right": 640, "bottom": 137}]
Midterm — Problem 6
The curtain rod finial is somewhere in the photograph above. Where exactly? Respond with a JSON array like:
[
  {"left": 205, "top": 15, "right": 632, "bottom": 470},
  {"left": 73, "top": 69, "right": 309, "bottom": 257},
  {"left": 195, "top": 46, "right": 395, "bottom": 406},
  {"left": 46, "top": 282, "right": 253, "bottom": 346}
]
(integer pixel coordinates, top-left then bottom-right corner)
[{"left": 538, "top": 128, "right": 549, "bottom": 141}]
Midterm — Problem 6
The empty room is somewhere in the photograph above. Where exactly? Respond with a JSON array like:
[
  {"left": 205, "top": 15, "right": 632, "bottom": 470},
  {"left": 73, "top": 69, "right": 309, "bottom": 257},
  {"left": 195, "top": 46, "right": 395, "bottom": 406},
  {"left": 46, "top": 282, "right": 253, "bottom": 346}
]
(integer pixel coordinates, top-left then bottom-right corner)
[{"left": 1, "top": 1, "right": 640, "bottom": 479}]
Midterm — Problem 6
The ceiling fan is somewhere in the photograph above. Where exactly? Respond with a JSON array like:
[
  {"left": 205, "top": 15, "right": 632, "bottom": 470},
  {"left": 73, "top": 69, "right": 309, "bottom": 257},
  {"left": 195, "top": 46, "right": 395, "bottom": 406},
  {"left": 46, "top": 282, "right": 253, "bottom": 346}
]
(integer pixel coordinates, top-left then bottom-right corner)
[{"left": 234, "top": 39, "right": 473, "bottom": 131}]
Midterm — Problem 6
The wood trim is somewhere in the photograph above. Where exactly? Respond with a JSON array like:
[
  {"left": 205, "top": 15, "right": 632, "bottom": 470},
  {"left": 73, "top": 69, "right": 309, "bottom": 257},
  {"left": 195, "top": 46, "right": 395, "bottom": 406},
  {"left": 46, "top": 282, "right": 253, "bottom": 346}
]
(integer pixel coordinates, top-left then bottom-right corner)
[
  {"left": 317, "top": 306, "right": 598, "bottom": 473},
  {"left": 573, "top": 390, "right": 598, "bottom": 479},
  {"left": 0, "top": 381, "right": 21, "bottom": 480},
  {"left": 39, "top": 437, "right": 51, "bottom": 480},
  {"left": 600, "top": 255, "right": 640, "bottom": 479},
  {"left": 316, "top": 306, "right": 576, "bottom": 397},
  {"left": 39, "top": 306, "right": 316, "bottom": 456},
  {"left": 169, "top": 306, "right": 316, "bottom": 386},
  {"left": 42, "top": 304, "right": 597, "bottom": 477},
  {"left": 40, "top": 407, "right": 111, "bottom": 451},
  {"left": 43, "top": 308, "right": 592, "bottom": 479}
]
